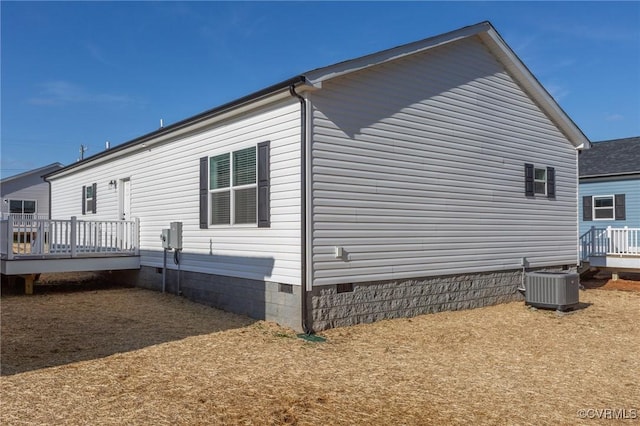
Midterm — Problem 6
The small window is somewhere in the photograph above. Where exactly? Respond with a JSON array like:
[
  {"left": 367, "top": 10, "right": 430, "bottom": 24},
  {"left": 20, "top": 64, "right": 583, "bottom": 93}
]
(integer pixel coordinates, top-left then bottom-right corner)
[
  {"left": 524, "top": 163, "right": 554, "bottom": 198},
  {"left": 85, "top": 185, "right": 95, "bottom": 213},
  {"left": 593, "top": 196, "right": 614, "bottom": 220},
  {"left": 534, "top": 168, "right": 546, "bottom": 195},
  {"left": 82, "top": 183, "right": 97, "bottom": 214}
]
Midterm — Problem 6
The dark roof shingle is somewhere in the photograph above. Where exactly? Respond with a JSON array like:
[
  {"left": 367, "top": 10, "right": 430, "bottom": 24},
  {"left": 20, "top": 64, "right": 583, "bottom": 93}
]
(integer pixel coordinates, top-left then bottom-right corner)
[{"left": 579, "top": 136, "right": 640, "bottom": 178}]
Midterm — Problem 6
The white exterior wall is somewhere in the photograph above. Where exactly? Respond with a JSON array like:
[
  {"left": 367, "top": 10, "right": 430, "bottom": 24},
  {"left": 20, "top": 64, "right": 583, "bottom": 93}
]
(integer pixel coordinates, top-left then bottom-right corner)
[
  {"left": 49, "top": 98, "right": 302, "bottom": 285},
  {"left": 309, "top": 36, "right": 579, "bottom": 286}
]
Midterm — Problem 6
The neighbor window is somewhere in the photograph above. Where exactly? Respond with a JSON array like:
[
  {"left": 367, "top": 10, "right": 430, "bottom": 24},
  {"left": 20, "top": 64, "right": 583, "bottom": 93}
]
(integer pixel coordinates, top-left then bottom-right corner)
[
  {"left": 9, "top": 200, "right": 36, "bottom": 215},
  {"left": 209, "top": 147, "right": 257, "bottom": 225},
  {"left": 593, "top": 195, "right": 614, "bottom": 220},
  {"left": 582, "top": 194, "right": 625, "bottom": 221}
]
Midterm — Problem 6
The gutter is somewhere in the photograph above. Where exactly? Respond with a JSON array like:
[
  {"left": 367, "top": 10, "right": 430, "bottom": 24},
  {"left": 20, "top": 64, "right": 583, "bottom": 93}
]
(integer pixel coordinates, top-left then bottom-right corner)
[{"left": 289, "top": 84, "right": 313, "bottom": 334}]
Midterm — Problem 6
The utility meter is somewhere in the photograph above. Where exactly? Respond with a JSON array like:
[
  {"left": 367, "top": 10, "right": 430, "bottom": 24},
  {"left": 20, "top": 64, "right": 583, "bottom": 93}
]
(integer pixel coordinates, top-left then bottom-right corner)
[
  {"left": 161, "top": 229, "right": 171, "bottom": 249},
  {"left": 169, "top": 221, "right": 183, "bottom": 250}
]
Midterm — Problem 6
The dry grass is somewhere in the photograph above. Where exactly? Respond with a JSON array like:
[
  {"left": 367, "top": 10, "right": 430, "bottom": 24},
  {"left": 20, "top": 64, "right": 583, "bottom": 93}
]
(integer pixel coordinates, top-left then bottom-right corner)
[{"left": 1, "top": 278, "right": 639, "bottom": 425}]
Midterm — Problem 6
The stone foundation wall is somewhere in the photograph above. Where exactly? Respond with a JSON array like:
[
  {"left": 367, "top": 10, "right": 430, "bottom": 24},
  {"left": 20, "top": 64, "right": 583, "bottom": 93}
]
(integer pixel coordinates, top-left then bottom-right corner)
[
  {"left": 114, "top": 266, "right": 302, "bottom": 331},
  {"left": 109, "top": 265, "right": 572, "bottom": 332},
  {"left": 310, "top": 269, "right": 538, "bottom": 331}
]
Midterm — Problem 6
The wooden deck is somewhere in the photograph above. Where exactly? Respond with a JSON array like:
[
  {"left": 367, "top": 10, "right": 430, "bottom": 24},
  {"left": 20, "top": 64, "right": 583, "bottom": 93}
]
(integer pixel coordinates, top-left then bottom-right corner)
[
  {"left": 1, "top": 216, "right": 141, "bottom": 293},
  {"left": 580, "top": 226, "right": 640, "bottom": 274}
]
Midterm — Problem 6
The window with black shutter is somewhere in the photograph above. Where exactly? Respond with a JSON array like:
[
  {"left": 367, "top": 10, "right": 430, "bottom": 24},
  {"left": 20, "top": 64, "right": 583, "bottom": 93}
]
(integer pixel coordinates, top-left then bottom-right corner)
[
  {"left": 524, "top": 163, "right": 555, "bottom": 198},
  {"left": 82, "top": 183, "right": 97, "bottom": 214},
  {"left": 199, "top": 142, "right": 270, "bottom": 228}
]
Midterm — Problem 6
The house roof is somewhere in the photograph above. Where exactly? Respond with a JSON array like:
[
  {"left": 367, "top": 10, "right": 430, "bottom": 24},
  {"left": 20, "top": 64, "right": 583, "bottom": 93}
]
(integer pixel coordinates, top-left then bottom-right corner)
[
  {"left": 579, "top": 136, "right": 640, "bottom": 178},
  {"left": 47, "top": 21, "right": 589, "bottom": 180},
  {"left": 1, "top": 162, "right": 64, "bottom": 184}
]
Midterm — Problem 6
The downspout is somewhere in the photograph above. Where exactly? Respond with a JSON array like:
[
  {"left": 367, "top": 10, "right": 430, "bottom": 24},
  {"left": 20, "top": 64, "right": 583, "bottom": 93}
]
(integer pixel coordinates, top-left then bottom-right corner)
[
  {"left": 46, "top": 178, "right": 52, "bottom": 220},
  {"left": 290, "top": 83, "right": 313, "bottom": 334}
]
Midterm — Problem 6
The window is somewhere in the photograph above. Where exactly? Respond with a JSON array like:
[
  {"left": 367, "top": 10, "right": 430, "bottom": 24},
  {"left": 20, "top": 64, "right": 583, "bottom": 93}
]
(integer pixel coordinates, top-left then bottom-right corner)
[
  {"left": 200, "top": 141, "right": 270, "bottom": 229},
  {"left": 9, "top": 200, "right": 36, "bottom": 214},
  {"left": 534, "top": 168, "right": 546, "bottom": 195},
  {"left": 209, "top": 147, "right": 257, "bottom": 225},
  {"left": 524, "top": 163, "right": 555, "bottom": 198},
  {"left": 582, "top": 194, "right": 625, "bottom": 221},
  {"left": 593, "top": 196, "right": 614, "bottom": 220},
  {"left": 82, "top": 183, "right": 97, "bottom": 214}
]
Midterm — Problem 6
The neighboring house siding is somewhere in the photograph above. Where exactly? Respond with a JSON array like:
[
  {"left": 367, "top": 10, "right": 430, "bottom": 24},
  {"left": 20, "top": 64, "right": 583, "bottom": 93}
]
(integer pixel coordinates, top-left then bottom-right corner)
[
  {"left": 1, "top": 181, "right": 50, "bottom": 217},
  {"left": 1, "top": 164, "right": 62, "bottom": 217},
  {"left": 310, "top": 36, "right": 578, "bottom": 286},
  {"left": 578, "top": 177, "right": 640, "bottom": 236},
  {"left": 50, "top": 99, "right": 302, "bottom": 284}
]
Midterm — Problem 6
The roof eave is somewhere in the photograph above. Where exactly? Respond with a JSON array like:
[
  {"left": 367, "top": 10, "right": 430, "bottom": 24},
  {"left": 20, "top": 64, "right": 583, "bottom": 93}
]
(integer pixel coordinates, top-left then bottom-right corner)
[
  {"left": 304, "top": 21, "right": 590, "bottom": 150},
  {"left": 46, "top": 76, "right": 308, "bottom": 180},
  {"left": 479, "top": 28, "right": 590, "bottom": 150}
]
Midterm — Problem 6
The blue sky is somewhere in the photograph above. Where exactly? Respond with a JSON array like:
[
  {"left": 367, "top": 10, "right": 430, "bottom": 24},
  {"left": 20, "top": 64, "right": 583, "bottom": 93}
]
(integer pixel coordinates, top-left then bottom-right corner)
[{"left": 1, "top": 1, "right": 639, "bottom": 178}]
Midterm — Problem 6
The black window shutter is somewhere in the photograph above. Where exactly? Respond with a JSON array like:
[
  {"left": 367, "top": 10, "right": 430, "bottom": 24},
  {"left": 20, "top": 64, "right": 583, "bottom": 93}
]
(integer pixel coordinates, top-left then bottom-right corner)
[
  {"left": 199, "top": 157, "right": 208, "bottom": 229},
  {"left": 524, "top": 163, "right": 534, "bottom": 196},
  {"left": 582, "top": 196, "right": 593, "bottom": 221},
  {"left": 82, "top": 186, "right": 86, "bottom": 215},
  {"left": 92, "top": 183, "right": 97, "bottom": 213},
  {"left": 257, "top": 141, "right": 270, "bottom": 228},
  {"left": 614, "top": 194, "right": 626, "bottom": 220},
  {"left": 546, "top": 167, "right": 555, "bottom": 199}
]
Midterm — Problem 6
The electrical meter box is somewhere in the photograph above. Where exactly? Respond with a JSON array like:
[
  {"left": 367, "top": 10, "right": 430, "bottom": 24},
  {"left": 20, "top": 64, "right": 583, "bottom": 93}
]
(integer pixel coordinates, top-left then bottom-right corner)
[
  {"left": 161, "top": 229, "right": 171, "bottom": 249},
  {"left": 169, "top": 221, "right": 183, "bottom": 250}
]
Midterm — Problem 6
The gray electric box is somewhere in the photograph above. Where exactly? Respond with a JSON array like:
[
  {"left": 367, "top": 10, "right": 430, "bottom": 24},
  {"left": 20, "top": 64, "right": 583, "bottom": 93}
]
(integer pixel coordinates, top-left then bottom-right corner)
[
  {"left": 169, "top": 221, "right": 183, "bottom": 250},
  {"left": 161, "top": 229, "right": 171, "bottom": 249}
]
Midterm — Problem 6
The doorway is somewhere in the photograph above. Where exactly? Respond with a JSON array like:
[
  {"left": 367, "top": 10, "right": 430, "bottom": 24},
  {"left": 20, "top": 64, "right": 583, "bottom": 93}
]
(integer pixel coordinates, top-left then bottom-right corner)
[{"left": 119, "top": 178, "right": 131, "bottom": 221}]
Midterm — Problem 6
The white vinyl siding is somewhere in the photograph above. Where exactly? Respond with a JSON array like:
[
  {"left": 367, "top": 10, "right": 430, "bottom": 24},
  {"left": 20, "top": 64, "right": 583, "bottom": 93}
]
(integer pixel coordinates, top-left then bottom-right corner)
[
  {"left": 49, "top": 98, "right": 302, "bottom": 284},
  {"left": 309, "top": 36, "right": 578, "bottom": 286}
]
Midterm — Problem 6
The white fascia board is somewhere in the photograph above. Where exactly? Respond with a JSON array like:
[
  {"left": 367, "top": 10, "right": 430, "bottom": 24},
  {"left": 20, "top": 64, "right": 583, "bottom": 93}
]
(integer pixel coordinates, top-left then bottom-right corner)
[
  {"left": 479, "top": 29, "right": 590, "bottom": 150},
  {"left": 304, "top": 22, "right": 491, "bottom": 85}
]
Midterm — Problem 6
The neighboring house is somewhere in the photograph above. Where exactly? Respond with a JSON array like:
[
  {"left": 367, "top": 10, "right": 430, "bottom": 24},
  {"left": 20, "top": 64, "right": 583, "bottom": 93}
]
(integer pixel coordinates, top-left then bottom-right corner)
[
  {"left": 1, "top": 163, "right": 64, "bottom": 219},
  {"left": 45, "top": 22, "right": 589, "bottom": 331},
  {"left": 578, "top": 137, "right": 640, "bottom": 272}
]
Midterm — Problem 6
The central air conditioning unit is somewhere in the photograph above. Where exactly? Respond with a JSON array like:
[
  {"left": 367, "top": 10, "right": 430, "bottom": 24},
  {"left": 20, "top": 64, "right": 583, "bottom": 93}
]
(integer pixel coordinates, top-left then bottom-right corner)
[{"left": 524, "top": 272, "right": 580, "bottom": 311}]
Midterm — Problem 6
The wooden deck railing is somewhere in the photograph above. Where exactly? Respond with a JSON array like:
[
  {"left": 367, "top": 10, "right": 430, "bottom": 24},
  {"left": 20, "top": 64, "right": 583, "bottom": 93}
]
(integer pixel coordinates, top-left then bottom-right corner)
[
  {"left": 580, "top": 226, "right": 640, "bottom": 261},
  {"left": 0, "top": 216, "right": 139, "bottom": 259}
]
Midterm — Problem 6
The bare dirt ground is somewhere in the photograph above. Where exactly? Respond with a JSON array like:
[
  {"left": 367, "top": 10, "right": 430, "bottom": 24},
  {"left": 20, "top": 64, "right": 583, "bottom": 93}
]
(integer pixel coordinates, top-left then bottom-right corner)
[{"left": 1, "top": 273, "right": 639, "bottom": 425}]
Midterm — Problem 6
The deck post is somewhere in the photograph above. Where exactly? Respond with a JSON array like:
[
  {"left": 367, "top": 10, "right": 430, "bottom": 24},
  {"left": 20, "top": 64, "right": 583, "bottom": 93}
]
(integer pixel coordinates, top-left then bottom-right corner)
[
  {"left": 589, "top": 226, "right": 595, "bottom": 258},
  {"left": 70, "top": 216, "right": 77, "bottom": 258},
  {"left": 22, "top": 274, "right": 36, "bottom": 295},
  {"left": 134, "top": 217, "right": 140, "bottom": 255},
  {"left": 7, "top": 216, "right": 14, "bottom": 260}
]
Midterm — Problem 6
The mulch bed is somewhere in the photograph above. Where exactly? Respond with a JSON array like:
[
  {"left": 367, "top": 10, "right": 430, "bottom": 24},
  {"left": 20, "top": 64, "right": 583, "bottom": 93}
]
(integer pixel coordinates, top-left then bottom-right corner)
[{"left": 1, "top": 274, "right": 638, "bottom": 425}]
